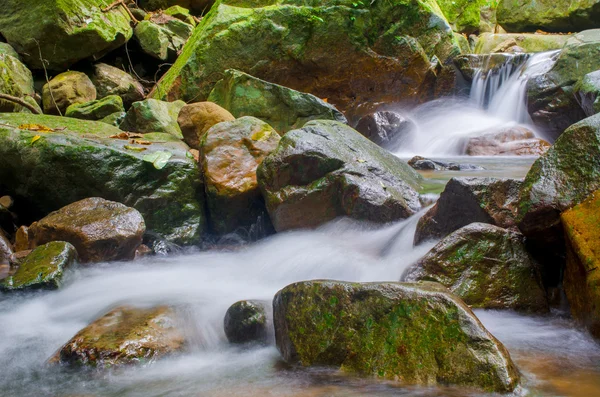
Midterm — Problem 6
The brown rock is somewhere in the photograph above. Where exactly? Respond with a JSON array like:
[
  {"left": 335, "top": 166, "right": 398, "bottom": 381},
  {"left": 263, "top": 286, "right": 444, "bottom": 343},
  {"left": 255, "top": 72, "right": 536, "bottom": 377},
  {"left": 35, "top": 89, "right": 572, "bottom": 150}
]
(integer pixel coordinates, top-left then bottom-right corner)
[
  {"left": 14, "top": 225, "right": 31, "bottom": 252},
  {"left": 178, "top": 102, "right": 235, "bottom": 150},
  {"left": 30, "top": 198, "right": 145, "bottom": 263},
  {"left": 465, "top": 126, "right": 551, "bottom": 156},
  {"left": 42, "top": 71, "right": 97, "bottom": 115}
]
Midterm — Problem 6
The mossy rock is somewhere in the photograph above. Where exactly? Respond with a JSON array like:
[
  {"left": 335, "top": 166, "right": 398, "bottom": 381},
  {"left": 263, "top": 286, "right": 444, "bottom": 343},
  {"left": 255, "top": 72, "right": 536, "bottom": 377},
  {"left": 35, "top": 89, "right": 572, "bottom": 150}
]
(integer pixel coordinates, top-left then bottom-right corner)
[
  {"left": 150, "top": 0, "right": 459, "bottom": 114},
  {"left": 574, "top": 70, "right": 600, "bottom": 117},
  {"left": 138, "top": 0, "right": 214, "bottom": 14},
  {"left": 406, "top": 223, "right": 548, "bottom": 312},
  {"left": 207, "top": 69, "right": 347, "bottom": 135},
  {"left": 273, "top": 280, "right": 520, "bottom": 392},
  {"left": 134, "top": 18, "right": 193, "bottom": 62},
  {"left": 257, "top": 120, "right": 422, "bottom": 232},
  {"left": 65, "top": 95, "right": 125, "bottom": 121},
  {"left": 0, "top": 49, "right": 40, "bottom": 114},
  {"left": 120, "top": 98, "right": 186, "bottom": 138},
  {"left": 0, "top": 113, "right": 206, "bottom": 245},
  {"left": 0, "top": 0, "right": 133, "bottom": 71},
  {"left": 0, "top": 241, "right": 77, "bottom": 291},
  {"left": 561, "top": 190, "right": 600, "bottom": 338},
  {"left": 90, "top": 63, "right": 145, "bottom": 109},
  {"left": 164, "top": 5, "right": 196, "bottom": 25},
  {"left": 42, "top": 71, "right": 97, "bottom": 116},
  {"left": 474, "top": 33, "right": 570, "bottom": 54},
  {"left": 224, "top": 300, "right": 270, "bottom": 344},
  {"left": 436, "top": 0, "right": 486, "bottom": 34}
]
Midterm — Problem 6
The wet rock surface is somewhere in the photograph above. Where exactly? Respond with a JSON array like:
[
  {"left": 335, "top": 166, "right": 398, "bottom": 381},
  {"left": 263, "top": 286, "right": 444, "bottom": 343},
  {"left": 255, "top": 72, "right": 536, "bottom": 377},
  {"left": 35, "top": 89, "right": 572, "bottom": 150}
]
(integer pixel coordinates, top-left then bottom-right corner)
[
  {"left": 355, "top": 111, "right": 416, "bottom": 151},
  {"left": 178, "top": 101, "right": 235, "bottom": 150},
  {"left": 465, "top": 126, "right": 551, "bottom": 156},
  {"left": 224, "top": 300, "right": 270, "bottom": 345},
  {"left": 408, "top": 156, "right": 484, "bottom": 171}
]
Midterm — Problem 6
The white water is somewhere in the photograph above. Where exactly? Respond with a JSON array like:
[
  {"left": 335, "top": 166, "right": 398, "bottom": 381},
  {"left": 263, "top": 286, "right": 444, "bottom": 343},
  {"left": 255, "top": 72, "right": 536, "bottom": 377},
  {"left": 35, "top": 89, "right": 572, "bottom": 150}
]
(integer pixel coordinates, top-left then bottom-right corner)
[{"left": 394, "top": 51, "right": 560, "bottom": 156}]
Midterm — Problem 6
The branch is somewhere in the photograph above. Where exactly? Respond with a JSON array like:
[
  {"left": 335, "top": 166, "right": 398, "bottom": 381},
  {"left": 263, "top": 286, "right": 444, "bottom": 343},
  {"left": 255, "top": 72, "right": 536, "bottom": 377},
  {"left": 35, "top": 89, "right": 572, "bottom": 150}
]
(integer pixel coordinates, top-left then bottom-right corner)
[
  {"left": 102, "top": 0, "right": 138, "bottom": 25},
  {"left": 0, "top": 94, "right": 41, "bottom": 114}
]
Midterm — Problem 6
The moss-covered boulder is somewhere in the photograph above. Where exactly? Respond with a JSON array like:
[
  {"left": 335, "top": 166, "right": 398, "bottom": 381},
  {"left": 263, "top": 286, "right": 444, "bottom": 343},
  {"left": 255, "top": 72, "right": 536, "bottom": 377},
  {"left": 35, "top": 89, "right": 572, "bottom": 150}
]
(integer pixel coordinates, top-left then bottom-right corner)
[
  {"left": 134, "top": 17, "right": 193, "bottom": 62},
  {"left": 202, "top": 117, "right": 280, "bottom": 235},
  {"left": 415, "top": 177, "right": 521, "bottom": 245},
  {"left": 561, "top": 190, "right": 600, "bottom": 338},
  {"left": 90, "top": 63, "right": 145, "bottom": 109},
  {"left": 65, "top": 95, "right": 125, "bottom": 121},
  {"left": 474, "top": 33, "right": 570, "bottom": 54},
  {"left": 42, "top": 71, "right": 97, "bottom": 116},
  {"left": 120, "top": 99, "right": 186, "bottom": 138},
  {"left": 274, "top": 280, "right": 519, "bottom": 392},
  {"left": 527, "top": 30, "right": 600, "bottom": 140},
  {"left": 30, "top": 198, "right": 145, "bottom": 263},
  {"left": 0, "top": 0, "right": 133, "bottom": 71},
  {"left": 0, "top": 113, "right": 206, "bottom": 245},
  {"left": 150, "top": 0, "right": 459, "bottom": 114},
  {"left": 406, "top": 223, "right": 548, "bottom": 312},
  {"left": 575, "top": 70, "right": 600, "bottom": 117},
  {"left": 51, "top": 305, "right": 185, "bottom": 367},
  {"left": 207, "top": 69, "right": 347, "bottom": 135},
  {"left": 0, "top": 241, "right": 77, "bottom": 291},
  {"left": 138, "top": 0, "right": 214, "bottom": 14},
  {"left": 0, "top": 45, "right": 40, "bottom": 114},
  {"left": 164, "top": 5, "right": 197, "bottom": 26},
  {"left": 355, "top": 111, "right": 416, "bottom": 151},
  {"left": 178, "top": 101, "right": 235, "bottom": 150},
  {"left": 224, "top": 300, "right": 270, "bottom": 345},
  {"left": 258, "top": 120, "right": 422, "bottom": 232},
  {"left": 436, "top": 0, "right": 486, "bottom": 34},
  {"left": 497, "top": 0, "right": 600, "bottom": 33}
]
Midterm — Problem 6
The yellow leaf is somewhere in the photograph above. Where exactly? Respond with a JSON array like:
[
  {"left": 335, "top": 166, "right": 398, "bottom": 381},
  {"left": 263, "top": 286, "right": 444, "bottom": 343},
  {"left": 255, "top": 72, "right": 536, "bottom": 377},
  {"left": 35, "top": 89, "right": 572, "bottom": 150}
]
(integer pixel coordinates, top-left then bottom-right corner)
[
  {"left": 124, "top": 145, "right": 147, "bottom": 152},
  {"left": 31, "top": 135, "right": 41, "bottom": 144},
  {"left": 19, "top": 124, "right": 54, "bottom": 132}
]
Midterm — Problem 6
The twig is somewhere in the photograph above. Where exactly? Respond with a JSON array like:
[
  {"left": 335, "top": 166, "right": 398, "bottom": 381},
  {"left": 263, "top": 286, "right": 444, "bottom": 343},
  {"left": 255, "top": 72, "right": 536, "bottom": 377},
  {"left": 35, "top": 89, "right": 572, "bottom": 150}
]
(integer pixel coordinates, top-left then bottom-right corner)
[
  {"left": 102, "top": 0, "right": 139, "bottom": 25},
  {"left": 34, "top": 38, "right": 61, "bottom": 116},
  {"left": 0, "top": 94, "right": 41, "bottom": 114}
]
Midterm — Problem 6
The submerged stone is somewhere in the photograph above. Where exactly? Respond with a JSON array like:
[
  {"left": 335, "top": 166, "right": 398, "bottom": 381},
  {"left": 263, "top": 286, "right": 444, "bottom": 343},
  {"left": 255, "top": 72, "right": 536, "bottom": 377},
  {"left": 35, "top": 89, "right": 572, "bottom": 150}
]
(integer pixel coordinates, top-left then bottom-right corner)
[{"left": 224, "top": 300, "right": 270, "bottom": 345}]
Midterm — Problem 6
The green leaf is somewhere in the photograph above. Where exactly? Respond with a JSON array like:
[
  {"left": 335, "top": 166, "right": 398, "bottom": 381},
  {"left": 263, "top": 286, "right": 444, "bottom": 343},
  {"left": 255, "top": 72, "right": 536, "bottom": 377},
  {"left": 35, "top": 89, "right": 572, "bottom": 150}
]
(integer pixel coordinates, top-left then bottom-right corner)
[{"left": 143, "top": 151, "right": 173, "bottom": 169}]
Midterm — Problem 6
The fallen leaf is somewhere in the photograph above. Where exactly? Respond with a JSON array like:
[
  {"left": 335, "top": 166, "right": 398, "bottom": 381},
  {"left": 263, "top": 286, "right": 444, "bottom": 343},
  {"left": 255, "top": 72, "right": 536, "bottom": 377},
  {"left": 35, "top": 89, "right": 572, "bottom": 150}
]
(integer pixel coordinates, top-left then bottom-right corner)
[
  {"left": 30, "top": 135, "right": 41, "bottom": 144},
  {"left": 143, "top": 151, "right": 173, "bottom": 169},
  {"left": 133, "top": 139, "right": 152, "bottom": 145},
  {"left": 357, "top": 159, "right": 366, "bottom": 163},
  {"left": 110, "top": 132, "right": 144, "bottom": 140},
  {"left": 124, "top": 145, "right": 147, "bottom": 152},
  {"left": 19, "top": 124, "right": 54, "bottom": 132}
]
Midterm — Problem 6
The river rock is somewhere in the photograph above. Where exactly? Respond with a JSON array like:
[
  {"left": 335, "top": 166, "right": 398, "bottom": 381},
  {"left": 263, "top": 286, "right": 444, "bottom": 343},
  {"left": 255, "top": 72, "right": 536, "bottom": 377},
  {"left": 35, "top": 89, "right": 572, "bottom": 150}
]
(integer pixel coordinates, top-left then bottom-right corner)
[
  {"left": 257, "top": 120, "right": 422, "bottom": 232},
  {"left": 561, "top": 190, "right": 600, "bottom": 338},
  {"left": 134, "top": 17, "right": 193, "bottom": 62},
  {"left": 497, "top": 0, "right": 600, "bottom": 33},
  {"left": 574, "top": 70, "right": 600, "bottom": 117},
  {"left": 406, "top": 223, "right": 548, "bottom": 312},
  {"left": 150, "top": 0, "right": 458, "bottom": 114},
  {"left": 90, "top": 63, "right": 145, "bottom": 109},
  {"left": 224, "top": 300, "right": 270, "bottom": 345},
  {"left": 465, "top": 126, "right": 551, "bottom": 156},
  {"left": 0, "top": 113, "right": 206, "bottom": 245},
  {"left": 42, "top": 71, "right": 97, "bottom": 116},
  {"left": 207, "top": 69, "right": 346, "bottom": 135},
  {"left": 274, "top": 280, "right": 519, "bottom": 392},
  {"left": 120, "top": 99, "right": 186, "bottom": 138},
  {"left": 52, "top": 305, "right": 185, "bottom": 367},
  {"left": 474, "top": 33, "right": 570, "bottom": 54},
  {"left": 202, "top": 117, "right": 280, "bottom": 235},
  {"left": 30, "top": 198, "right": 145, "bottom": 263},
  {"left": 0, "top": 0, "right": 133, "bottom": 71},
  {"left": 0, "top": 241, "right": 77, "bottom": 291},
  {"left": 177, "top": 102, "right": 235, "bottom": 150},
  {"left": 408, "top": 156, "right": 484, "bottom": 171},
  {"left": 355, "top": 111, "right": 416, "bottom": 151},
  {"left": 65, "top": 95, "right": 125, "bottom": 121},
  {"left": 527, "top": 30, "right": 600, "bottom": 140},
  {"left": 0, "top": 45, "right": 40, "bottom": 114},
  {"left": 415, "top": 177, "right": 521, "bottom": 245}
]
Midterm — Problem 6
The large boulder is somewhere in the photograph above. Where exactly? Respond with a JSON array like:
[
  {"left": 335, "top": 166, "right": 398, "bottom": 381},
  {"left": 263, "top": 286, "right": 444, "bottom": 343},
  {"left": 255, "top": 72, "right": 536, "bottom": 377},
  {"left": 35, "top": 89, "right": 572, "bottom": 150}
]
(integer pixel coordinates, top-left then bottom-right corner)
[
  {"left": 202, "top": 117, "right": 280, "bottom": 235},
  {"left": 224, "top": 300, "right": 270, "bottom": 345},
  {"left": 497, "top": 0, "right": 600, "bottom": 33},
  {"left": 561, "top": 190, "right": 600, "bottom": 338},
  {"left": 51, "top": 306, "right": 185, "bottom": 367},
  {"left": 65, "top": 95, "right": 125, "bottom": 121},
  {"left": 150, "top": 0, "right": 459, "bottom": 114},
  {"left": 406, "top": 223, "right": 548, "bottom": 312},
  {"left": 177, "top": 101, "right": 235, "bottom": 150},
  {"left": 30, "top": 198, "right": 145, "bottom": 263},
  {"left": 90, "top": 63, "right": 145, "bottom": 109},
  {"left": 207, "top": 69, "right": 347, "bottom": 135},
  {"left": 0, "top": 113, "right": 206, "bottom": 245},
  {"left": 0, "top": 241, "right": 77, "bottom": 291},
  {"left": 436, "top": 0, "right": 485, "bottom": 34},
  {"left": 274, "top": 280, "right": 519, "bottom": 392},
  {"left": 415, "top": 177, "right": 521, "bottom": 245},
  {"left": 474, "top": 33, "right": 570, "bottom": 54},
  {"left": 0, "top": 0, "right": 133, "bottom": 71},
  {"left": 354, "top": 111, "right": 416, "bottom": 151},
  {"left": 0, "top": 45, "right": 40, "bottom": 114},
  {"left": 527, "top": 30, "right": 600, "bottom": 140},
  {"left": 120, "top": 99, "right": 186, "bottom": 138},
  {"left": 257, "top": 120, "right": 422, "bottom": 232},
  {"left": 42, "top": 71, "right": 97, "bottom": 116},
  {"left": 134, "top": 17, "right": 194, "bottom": 62}
]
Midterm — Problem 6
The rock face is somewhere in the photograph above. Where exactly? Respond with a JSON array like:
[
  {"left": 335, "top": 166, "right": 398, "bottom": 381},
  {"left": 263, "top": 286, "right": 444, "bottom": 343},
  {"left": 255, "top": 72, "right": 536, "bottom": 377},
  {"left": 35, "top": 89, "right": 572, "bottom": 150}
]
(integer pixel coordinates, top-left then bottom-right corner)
[
  {"left": 415, "top": 177, "right": 521, "bottom": 245},
  {"left": 561, "top": 190, "right": 600, "bottom": 338},
  {"left": 474, "top": 33, "right": 570, "bottom": 54},
  {"left": 134, "top": 18, "right": 194, "bottom": 62},
  {"left": 0, "top": 113, "right": 206, "bottom": 245},
  {"left": 202, "top": 117, "right": 280, "bottom": 235},
  {"left": 258, "top": 120, "right": 422, "bottom": 232},
  {"left": 42, "top": 71, "right": 97, "bottom": 116},
  {"left": 575, "top": 70, "right": 600, "bottom": 117},
  {"left": 0, "top": 0, "right": 133, "bottom": 71},
  {"left": 527, "top": 30, "right": 600, "bottom": 140},
  {"left": 52, "top": 306, "right": 185, "bottom": 367},
  {"left": 151, "top": 0, "right": 458, "bottom": 114},
  {"left": 178, "top": 102, "right": 235, "bottom": 150},
  {"left": 90, "top": 63, "right": 145, "bottom": 109},
  {"left": 30, "top": 198, "right": 145, "bottom": 263},
  {"left": 224, "top": 300, "right": 270, "bottom": 344},
  {"left": 406, "top": 223, "right": 548, "bottom": 312},
  {"left": 273, "top": 280, "right": 519, "bottom": 392},
  {"left": 355, "top": 111, "right": 416, "bottom": 151},
  {"left": 207, "top": 69, "right": 347, "bottom": 135},
  {"left": 0, "top": 241, "right": 77, "bottom": 291},
  {"left": 0, "top": 45, "right": 39, "bottom": 114},
  {"left": 465, "top": 126, "right": 551, "bottom": 156},
  {"left": 497, "top": 0, "right": 600, "bottom": 33},
  {"left": 120, "top": 99, "right": 186, "bottom": 138},
  {"left": 65, "top": 95, "right": 125, "bottom": 121}
]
